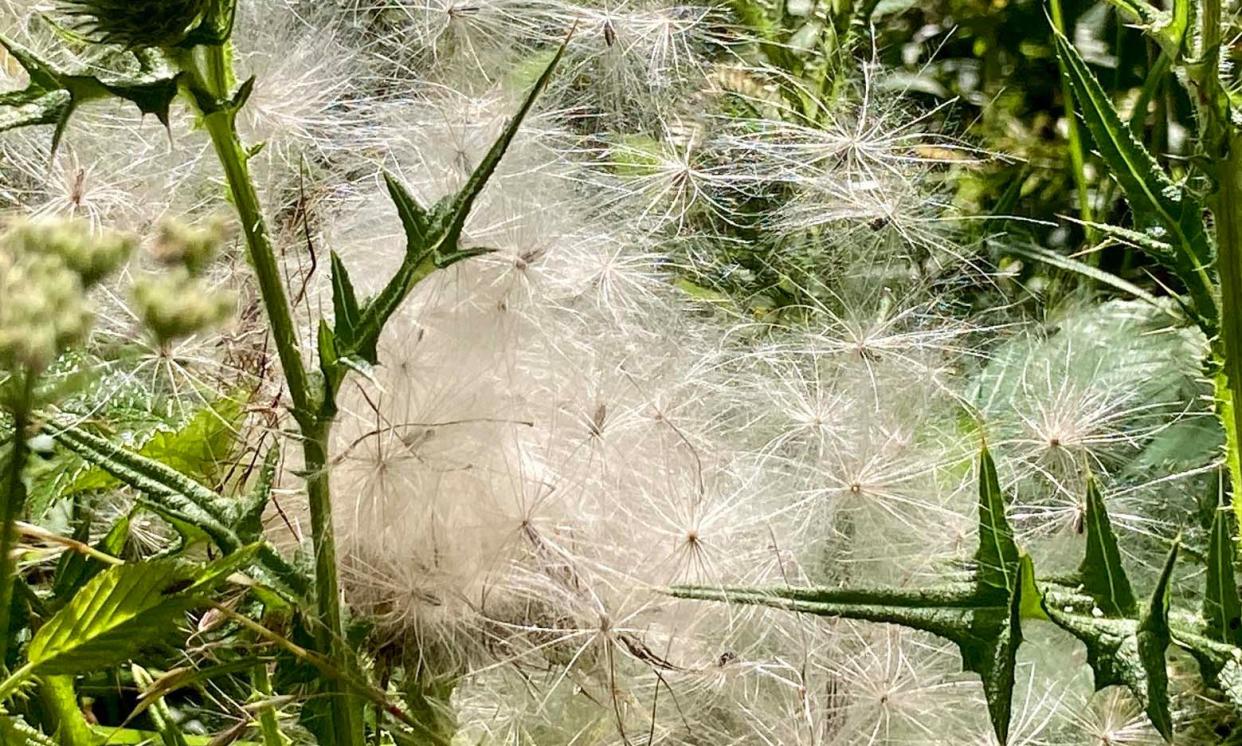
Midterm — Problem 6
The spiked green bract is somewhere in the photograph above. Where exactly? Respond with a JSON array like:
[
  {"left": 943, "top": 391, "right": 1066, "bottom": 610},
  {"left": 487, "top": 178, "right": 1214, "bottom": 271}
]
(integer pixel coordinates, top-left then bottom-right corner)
[{"left": 673, "top": 447, "right": 1242, "bottom": 743}]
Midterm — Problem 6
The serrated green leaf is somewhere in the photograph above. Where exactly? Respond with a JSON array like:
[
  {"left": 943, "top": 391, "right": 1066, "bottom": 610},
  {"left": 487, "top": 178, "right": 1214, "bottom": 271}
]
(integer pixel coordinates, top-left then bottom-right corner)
[
  {"left": 1, "top": 550, "right": 252, "bottom": 698},
  {"left": 1044, "top": 541, "right": 1178, "bottom": 740},
  {"left": 1205, "top": 491, "right": 1242, "bottom": 646},
  {"left": 1077, "top": 478, "right": 1138, "bottom": 617},
  {"left": 1051, "top": 29, "right": 1217, "bottom": 331},
  {"left": 976, "top": 444, "right": 1020, "bottom": 596}
]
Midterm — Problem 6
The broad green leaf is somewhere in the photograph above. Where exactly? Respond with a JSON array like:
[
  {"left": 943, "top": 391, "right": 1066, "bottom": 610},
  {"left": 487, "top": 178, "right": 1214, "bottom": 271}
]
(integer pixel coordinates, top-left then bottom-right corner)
[
  {"left": 1044, "top": 541, "right": 1178, "bottom": 740},
  {"left": 20, "top": 552, "right": 243, "bottom": 680},
  {"left": 1052, "top": 30, "right": 1217, "bottom": 331},
  {"left": 976, "top": 444, "right": 1020, "bottom": 595},
  {"left": 1076, "top": 478, "right": 1138, "bottom": 617},
  {"left": 1205, "top": 492, "right": 1242, "bottom": 646}
]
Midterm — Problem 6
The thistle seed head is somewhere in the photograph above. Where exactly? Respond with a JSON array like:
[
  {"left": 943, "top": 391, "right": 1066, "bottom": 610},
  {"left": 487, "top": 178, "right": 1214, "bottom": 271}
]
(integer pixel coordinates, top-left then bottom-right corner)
[{"left": 59, "top": 0, "right": 211, "bottom": 48}]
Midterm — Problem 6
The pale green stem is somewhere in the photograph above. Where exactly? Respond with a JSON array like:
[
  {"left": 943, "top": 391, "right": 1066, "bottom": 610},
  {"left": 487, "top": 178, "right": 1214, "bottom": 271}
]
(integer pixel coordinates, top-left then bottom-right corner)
[
  {"left": 183, "top": 43, "right": 362, "bottom": 746},
  {"left": 253, "top": 662, "right": 285, "bottom": 746}
]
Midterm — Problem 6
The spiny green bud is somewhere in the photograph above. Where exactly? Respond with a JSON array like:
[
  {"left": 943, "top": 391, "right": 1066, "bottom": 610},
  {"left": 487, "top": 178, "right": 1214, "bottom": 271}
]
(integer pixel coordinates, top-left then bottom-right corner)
[
  {"left": 151, "top": 217, "right": 227, "bottom": 275},
  {"left": 4, "top": 218, "right": 134, "bottom": 288},
  {"left": 0, "top": 251, "right": 92, "bottom": 373},
  {"left": 132, "top": 268, "right": 236, "bottom": 345},
  {"left": 59, "top": 0, "right": 211, "bottom": 48}
]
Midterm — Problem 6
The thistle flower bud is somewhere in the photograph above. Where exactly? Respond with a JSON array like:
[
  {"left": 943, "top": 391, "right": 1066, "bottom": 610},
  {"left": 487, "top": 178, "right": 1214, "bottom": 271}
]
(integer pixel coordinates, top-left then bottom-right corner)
[
  {"left": 151, "top": 217, "right": 227, "bottom": 275},
  {"left": 132, "top": 268, "right": 235, "bottom": 345},
  {"left": 4, "top": 218, "right": 134, "bottom": 288},
  {"left": 58, "top": 0, "right": 211, "bottom": 48}
]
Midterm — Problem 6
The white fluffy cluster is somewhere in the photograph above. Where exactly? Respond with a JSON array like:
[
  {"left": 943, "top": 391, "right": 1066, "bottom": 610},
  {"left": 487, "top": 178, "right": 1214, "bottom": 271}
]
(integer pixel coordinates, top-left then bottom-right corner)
[{"left": 0, "top": 0, "right": 1211, "bottom": 742}]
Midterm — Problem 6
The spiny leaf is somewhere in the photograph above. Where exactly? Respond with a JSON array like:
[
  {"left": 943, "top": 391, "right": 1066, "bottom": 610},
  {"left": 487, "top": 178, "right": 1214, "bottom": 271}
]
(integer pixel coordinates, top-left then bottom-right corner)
[
  {"left": 1205, "top": 489, "right": 1242, "bottom": 646},
  {"left": 1051, "top": 29, "right": 1217, "bottom": 331},
  {"left": 345, "top": 36, "right": 569, "bottom": 367},
  {"left": 383, "top": 173, "right": 433, "bottom": 256},
  {"left": 49, "top": 423, "right": 309, "bottom": 599},
  {"left": 434, "top": 31, "right": 571, "bottom": 251},
  {"left": 670, "top": 556, "right": 1036, "bottom": 744},
  {"left": 0, "top": 36, "right": 181, "bottom": 151},
  {"left": 1077, "top": 477, "right": 1138, "bottom": 617},
  {"left": 1044, "top": 541, "right": 1178, "bottom": 740},
  {"left": 329, "top": 252, "right": 362, "bottom": 344},
  {"left": 976, "top": 443, "right": 1020, "bottom": 596}
]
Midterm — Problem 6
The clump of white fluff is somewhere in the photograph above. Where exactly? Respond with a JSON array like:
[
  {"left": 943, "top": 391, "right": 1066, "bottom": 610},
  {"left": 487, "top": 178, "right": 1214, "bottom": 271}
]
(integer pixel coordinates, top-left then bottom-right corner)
[{"left": 0, "top": 0, "right": 1208, "bottom": 743}]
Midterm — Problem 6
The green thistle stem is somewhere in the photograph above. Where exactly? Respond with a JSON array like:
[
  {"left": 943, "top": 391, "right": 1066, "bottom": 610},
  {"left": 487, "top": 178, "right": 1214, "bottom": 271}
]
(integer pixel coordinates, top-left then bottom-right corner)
[{"left": 183, "top": 43, "right": 362, "bottom": 746}]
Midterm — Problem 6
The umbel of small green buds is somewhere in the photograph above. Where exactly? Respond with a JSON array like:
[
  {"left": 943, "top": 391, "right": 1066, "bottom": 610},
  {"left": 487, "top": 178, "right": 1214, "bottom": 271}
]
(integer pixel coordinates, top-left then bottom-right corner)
[
  {"left": 151, "top": 217, "right": 227, "bottom": 275},
  {"left": 132, "top": 219, "right": 235, "bottom": 346},
  {"left": 59, "top": 0, "right": 213, "bottom": 48},
  {"left": 0, "top": 218, "right": 134, "bottom": 373}
]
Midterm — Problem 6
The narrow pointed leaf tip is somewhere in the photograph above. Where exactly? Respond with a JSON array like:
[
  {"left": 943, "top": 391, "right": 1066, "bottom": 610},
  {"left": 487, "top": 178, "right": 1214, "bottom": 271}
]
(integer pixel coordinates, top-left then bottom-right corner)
[
  {"left": 976, "top": 443, "right": 1020, "bottom": 595},
  {"left": 1077, "top": 477, "right": 1138, "bottom": 617}
]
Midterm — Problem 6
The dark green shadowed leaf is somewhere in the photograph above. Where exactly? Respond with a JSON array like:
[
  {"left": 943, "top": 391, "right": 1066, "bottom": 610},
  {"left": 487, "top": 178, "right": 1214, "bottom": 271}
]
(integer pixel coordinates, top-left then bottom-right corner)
[
  {"left": 1044, "top": 541, "right": 1179, "bottom": 740},
  {"left": 52, "top": 512, "right": 130, "bottom": 600},
  {"left": 1051, "top": 29, "right": 1217, "bottom": 332},
  {"left": 1205, "top": 488, "right": 1242, "bottom": 646},
  {"left": 976, "top": 444, "right": 1020, "bottom": 596},
  {"left": 1077, "top": 478, "right": 1138, "bottom": 617},
  {"left": 0, "top": 36, "right": 181, "bottom": 152},
  {"left": 49, "top": 422, "right": 309, "bottom": 599}
]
